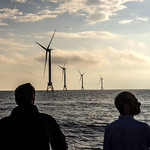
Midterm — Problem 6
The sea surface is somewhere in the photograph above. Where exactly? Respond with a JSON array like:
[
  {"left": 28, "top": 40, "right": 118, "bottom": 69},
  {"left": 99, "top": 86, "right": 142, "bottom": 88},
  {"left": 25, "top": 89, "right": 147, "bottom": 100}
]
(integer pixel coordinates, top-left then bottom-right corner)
[{"left": 1, "top": 90, "right": 150, "bottom": 150}]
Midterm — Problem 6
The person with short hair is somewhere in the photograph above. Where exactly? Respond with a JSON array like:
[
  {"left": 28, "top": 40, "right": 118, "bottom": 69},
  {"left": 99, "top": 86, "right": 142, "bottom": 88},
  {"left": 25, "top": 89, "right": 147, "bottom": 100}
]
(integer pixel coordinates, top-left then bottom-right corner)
[
  {"left": 0, "top": 83, "right": 68, "bottom": 150},
  {"left": 103, "top": 91, "right": 150, "bottom": 150}
]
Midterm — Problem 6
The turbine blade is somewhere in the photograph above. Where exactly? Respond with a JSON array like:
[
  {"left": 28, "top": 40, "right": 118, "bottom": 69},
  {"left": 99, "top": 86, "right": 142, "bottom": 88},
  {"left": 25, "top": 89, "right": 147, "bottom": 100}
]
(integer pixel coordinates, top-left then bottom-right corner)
[
  {"left": 78, "top": 69, "right": 81, "bottom": 75},
  {"left": 83, "top": 72, "right": 86, "bottom": 75},
  {"left": 58, "top": 65, "right": 63, "bottom": 69},
  {"left": 47, "top": 30, "right": 56, "bottom": 49},
  {"left": 100, "top": 74, "right": 102, "bottom": 79},
  {"left": 64, "top": 58, "right": 67, "bottom": 68},
  {"left": 79, "top": 76, "right": 81, "bottom": 83},
  {"left": 43, "top": 51, "right": 48, "bottom": 77},
  {"left": 36, "top": 41, "right": 47, "bottom": 51}
]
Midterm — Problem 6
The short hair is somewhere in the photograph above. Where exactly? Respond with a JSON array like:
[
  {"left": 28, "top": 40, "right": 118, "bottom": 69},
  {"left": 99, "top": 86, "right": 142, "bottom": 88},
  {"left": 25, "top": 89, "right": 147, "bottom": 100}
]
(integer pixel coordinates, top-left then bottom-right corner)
[
  {"left": 15, "top": 83, "right": 35, "bottom": 106},
  {"left": 115, "top": 91, "right": 136, "bottom": 115}
]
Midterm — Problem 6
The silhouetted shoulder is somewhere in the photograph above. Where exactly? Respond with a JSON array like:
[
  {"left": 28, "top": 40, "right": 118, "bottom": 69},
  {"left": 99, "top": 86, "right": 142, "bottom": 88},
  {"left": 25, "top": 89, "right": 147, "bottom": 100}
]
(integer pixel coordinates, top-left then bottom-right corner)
[
  {"left": 0, "top": 116, "right": 11, "bottom": 127},
  {"left": 39, "top": 113, "right": 60, "bottom": 128},
  {"left": 38, "top": 113, "right": 68, "bottom": 150},
  {"left": 38, "top": 112, "right": 62, "bottom": 136},
  {"left": 106, "top": 115, "right": 149, "bottom": 129},
  {"left": 39, "top": 113, "right": 56, "bottom": 121}
]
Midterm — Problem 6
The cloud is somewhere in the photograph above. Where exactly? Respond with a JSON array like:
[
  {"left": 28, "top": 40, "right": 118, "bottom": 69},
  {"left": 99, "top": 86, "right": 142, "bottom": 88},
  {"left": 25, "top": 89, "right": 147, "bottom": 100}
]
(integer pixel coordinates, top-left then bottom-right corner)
[
  {"left": 34, "top": 49, "right": 110, "bottom": 68},
  {"left": 0, "top": 8, "right": 57, "bottom": 23},
  {"left": 119, "top": 17, "right": 149, "bottom": 24},
  {"left": 0, "top": 55, "right": 15, "bottom": 64},
  {"left": 54, "top": 0, "right": 144, "bottom": 24},
  {"left": 16, "top": 11, "right": 57, "bottom": 22},
  {"left": 136, "top": 16, "right": 149, "bottom": 21},
  {"left": 0, "top": 8, "right": 23, "bottom": 20},
  {"left": 1, "top": 45, "right": 150, "bottom": 86},
  {"left": 128, "top": 40, "right": 147, "bottom": 50},
  {"left": 119, "top": 19, "right": 133, "bottom": 24},
  {"left": 42, "top": 0, "right": 58, "bottom": 2},
  {"left": 1, "top": 48, "right": 107, "bottom": 68},
  {"left": 34, "top": 47, "right": 150, "bottom": 69},
  {"left": 53, "top": 49, "right": 108, "bottom": 67},
  {"left": 47, "top": 31, "right": 119, "bottom": 39},
  {"left": 0, "top": 52, "right": 33, "bottom": 65},
  {"left": 0, "top": 52, "right": 41, "bottom": 66},
  {"left": 0, "top": 22, "right": 8, "bottom": 26},
  {"left": 0, "top": 0, "right": 144, "bottom": 24},
  {"left": 11, "top": 0, "right": 27, "bottom": 3},
  {"left": 107, "top": 47, "right": 150, "bottom": 67},
  {"left": 0, "top": 38, "right": 34, "bottom": 51}
]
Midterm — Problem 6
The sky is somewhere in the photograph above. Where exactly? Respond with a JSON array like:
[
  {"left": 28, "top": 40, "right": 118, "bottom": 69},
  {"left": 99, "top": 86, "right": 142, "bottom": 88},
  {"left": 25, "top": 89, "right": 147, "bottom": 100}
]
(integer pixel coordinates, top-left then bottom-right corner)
[{"left": 0, "top": 0, "right": 150, "bottom": 90}]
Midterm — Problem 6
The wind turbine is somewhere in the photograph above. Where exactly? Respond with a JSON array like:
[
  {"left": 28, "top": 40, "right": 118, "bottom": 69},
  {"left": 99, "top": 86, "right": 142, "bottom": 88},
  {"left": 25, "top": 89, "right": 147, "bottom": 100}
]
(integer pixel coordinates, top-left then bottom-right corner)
[
  {"left": 58, "top": 59, "right": 67, "bottom": 91},
  {"left": 100, "top": 75, "right": 104, "bottom": 90},
  {"left": 79, "top": 70, "right": 86, "bottom": 90},
  {"left": 35, "top": 30, "right": 56, "bottom": 92}
]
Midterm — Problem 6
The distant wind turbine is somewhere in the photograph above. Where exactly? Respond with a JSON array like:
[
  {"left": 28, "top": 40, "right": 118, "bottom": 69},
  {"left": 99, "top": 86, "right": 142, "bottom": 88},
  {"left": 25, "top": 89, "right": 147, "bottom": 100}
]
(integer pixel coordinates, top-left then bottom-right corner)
[
  {"left": 35, "top": 30, "right": 56, "bottom": 92},
  {"left": 100, "top": 75, "right": 104, "bottom": 90},
  {"left": 58, "top": 59, "right": 67, "bottom": 91},
  {"left": 79, "top": 70, "right": 86, "bottom": 90}
]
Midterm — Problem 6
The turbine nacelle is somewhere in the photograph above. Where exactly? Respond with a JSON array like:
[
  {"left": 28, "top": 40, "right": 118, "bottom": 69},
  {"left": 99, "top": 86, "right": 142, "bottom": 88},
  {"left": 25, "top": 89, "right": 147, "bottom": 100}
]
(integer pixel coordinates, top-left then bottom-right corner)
[
  {"left": 58, "top": 59, "right": 67, "bottom": 91},
  {"left": 58, "top": 65, "right": 66, "bottom": 70},
  {"left": 78, "top": 69, "right": 85, "bottom": 90},
  {"left": 47, "top": 48, "right": 53, "bottom": 51}
]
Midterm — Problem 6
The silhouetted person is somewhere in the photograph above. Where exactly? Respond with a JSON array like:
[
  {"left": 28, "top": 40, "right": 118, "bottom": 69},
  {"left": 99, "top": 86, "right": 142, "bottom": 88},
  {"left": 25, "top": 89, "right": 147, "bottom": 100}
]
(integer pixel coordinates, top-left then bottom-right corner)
[
  {"left": 103, "top": 91, "right": 150, "bottom": 150},
  {"left": 0, "top": 83, "right": 68, "bottom": 150}
]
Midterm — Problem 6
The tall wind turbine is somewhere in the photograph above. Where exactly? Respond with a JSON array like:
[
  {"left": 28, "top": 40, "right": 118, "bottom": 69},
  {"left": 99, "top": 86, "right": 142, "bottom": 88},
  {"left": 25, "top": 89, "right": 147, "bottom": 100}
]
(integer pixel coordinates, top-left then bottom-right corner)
[
  {"left": 58, "top": 59, "right": 67, "bottom": 91},
  {"left": 79, "top": 70, "right": 85, "bottom": 90},
  {"left": 36, "top": 30, "right": 56, "bottom": 92},
  {"left": 100, "top": 75, "right": 104, "bottom": 90}
]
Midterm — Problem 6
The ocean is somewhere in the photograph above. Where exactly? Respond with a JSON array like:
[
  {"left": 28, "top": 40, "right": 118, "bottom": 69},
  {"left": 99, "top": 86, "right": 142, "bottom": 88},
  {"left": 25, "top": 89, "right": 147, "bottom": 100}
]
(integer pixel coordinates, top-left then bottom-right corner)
[{"left": 1, "top": 89, "right": 150, "bottom": 150}]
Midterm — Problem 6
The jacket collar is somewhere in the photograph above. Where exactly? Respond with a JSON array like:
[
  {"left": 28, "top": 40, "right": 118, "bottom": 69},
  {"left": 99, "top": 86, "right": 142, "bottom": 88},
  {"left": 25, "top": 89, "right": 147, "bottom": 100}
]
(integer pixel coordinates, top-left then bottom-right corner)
[
  {"left": 119, "top": 115, "right": 134, "bottom": 120},
  {"left": 10, "top": 105, "right": 39, "bottom": 117}
]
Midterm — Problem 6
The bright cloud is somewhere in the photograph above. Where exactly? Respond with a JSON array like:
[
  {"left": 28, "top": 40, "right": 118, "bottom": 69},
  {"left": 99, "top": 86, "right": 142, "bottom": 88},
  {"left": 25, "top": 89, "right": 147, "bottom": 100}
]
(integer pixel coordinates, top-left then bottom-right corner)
[
  {"left": 0, "top": 8, "right": 57, "bottom": 23},
  {"left": 11, "top": 0, "right": 28, "bottom": 3},
  {"left": 119, "top": 17, "right": 149, "bottom": 24},
  {"left": 0, "top": 8, "right": 23, "bottom": 20},
  {"left": 136, "top": 16, "right": 149, "bottom": 21},
  {"left": 55, "top": 0, "right": 144, "bottom": 24},
  {"left": 119, "top": 19, "right": 133, "bottom": 24}
]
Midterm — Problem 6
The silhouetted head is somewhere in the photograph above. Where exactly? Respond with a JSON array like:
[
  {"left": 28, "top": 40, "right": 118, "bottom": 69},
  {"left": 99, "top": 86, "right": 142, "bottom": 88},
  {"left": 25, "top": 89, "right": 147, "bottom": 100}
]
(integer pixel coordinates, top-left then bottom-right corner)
[
  {"left": 115, "top": 91, "right": 141, "bottom": 116},
  {"left": 15, "top": 83, "right": 35, "bottom": 106}
]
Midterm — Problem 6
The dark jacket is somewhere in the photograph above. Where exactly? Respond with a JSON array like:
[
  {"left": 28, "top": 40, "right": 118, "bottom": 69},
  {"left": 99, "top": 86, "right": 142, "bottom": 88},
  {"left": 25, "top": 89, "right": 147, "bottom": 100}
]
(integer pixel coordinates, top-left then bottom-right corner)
[
  {"left": 0, "top": 105, "right": 68, "bottom": 150},
  {"left": 103, "top": 115, "right": 150, "bottom": 150}
]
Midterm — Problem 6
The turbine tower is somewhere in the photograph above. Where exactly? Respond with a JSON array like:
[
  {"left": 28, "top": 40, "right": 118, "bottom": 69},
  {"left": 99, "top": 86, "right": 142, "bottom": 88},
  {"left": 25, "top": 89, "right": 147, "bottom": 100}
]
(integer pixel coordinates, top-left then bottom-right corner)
[
  {"left": 100, "top": 75, "right": 104, "bottom": 90},
  {"left": 36, "top": 30, "right": 56, "bottom": 92},
  {"left": 79, "top": 70, "right": 85, "bottom": 90},
  {"left": 58, "top": 59, "right": 67, "bottom": 91}
]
